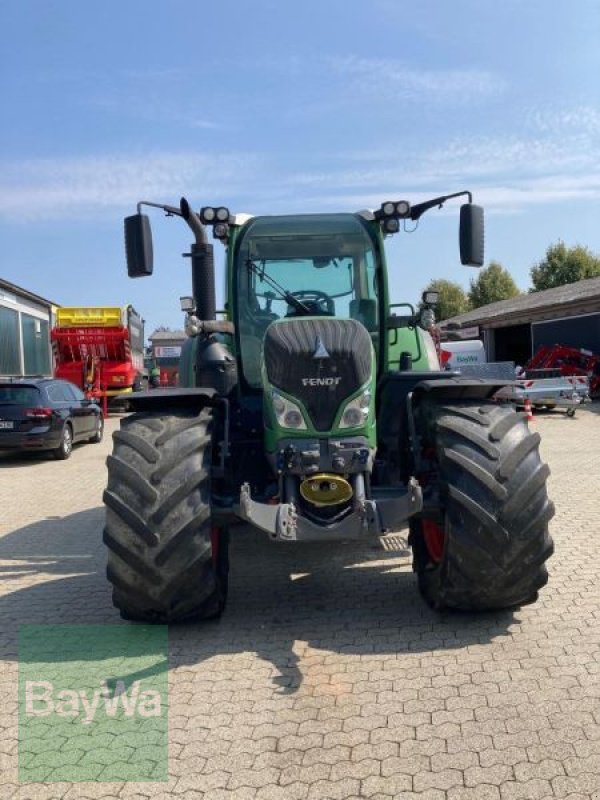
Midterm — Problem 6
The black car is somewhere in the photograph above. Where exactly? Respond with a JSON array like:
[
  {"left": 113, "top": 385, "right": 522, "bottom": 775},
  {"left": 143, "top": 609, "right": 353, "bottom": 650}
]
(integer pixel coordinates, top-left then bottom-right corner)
[{"left": 0, "top": 378, "right": 104, "bottom": 459}]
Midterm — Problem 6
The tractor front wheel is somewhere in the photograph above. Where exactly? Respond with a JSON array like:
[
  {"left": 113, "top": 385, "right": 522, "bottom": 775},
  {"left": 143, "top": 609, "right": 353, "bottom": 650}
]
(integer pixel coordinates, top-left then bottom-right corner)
[
  {"left": 103, "top": 407, "right": 228, "bottom": 623},
  {"left": 412, "top": 400, "right": 554, "bottom": 611}
]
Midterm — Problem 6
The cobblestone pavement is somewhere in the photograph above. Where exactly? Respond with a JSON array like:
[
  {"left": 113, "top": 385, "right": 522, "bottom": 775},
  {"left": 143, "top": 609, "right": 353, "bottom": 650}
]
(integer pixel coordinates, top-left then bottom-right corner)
[{"left": 1, "top": 406, "right": 599, "bottom": 799}]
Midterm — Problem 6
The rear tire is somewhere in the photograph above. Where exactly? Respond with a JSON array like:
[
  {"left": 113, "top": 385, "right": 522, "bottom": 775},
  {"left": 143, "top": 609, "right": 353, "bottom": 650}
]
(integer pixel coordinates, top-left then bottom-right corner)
[
  {"left": 90, "top": 415, "right": 104, "bottom": 443},
  {"left": 54, "top": 423, "right": 73, "bottom": 460},
  {"left": 412, "top": 400, "right": 554, "bottom": 611},
  {"left": 103, "top": 407, "right": 228, "bottom": 623}
]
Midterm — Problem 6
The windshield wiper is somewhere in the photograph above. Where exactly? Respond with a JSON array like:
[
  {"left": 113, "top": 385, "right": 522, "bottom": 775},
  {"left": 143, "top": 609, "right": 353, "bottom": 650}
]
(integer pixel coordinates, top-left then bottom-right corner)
[{"left": 246, "top": 260, "right": 311, "bottom": 314}]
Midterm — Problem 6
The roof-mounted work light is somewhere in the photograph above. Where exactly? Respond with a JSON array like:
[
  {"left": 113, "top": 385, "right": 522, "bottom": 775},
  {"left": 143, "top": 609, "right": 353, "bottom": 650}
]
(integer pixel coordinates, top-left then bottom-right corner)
[
  {"left": 200, "top": 206, "right": 231, "bottom": 225},
  {"left": 213, "top": 222, "right": 229, "bottom": 240},
  {"left": 383, "top": 218, "right": 400, "bottom": 234},
  {"left": 377, "top": 200, "right": 411, "bottom": 219}
]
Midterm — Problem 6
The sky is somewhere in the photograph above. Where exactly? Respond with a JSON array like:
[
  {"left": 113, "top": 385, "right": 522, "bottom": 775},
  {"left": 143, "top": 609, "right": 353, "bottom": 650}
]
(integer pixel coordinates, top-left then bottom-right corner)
[{"left": 1, "top": 0, "right": 600, "bottom": 336}]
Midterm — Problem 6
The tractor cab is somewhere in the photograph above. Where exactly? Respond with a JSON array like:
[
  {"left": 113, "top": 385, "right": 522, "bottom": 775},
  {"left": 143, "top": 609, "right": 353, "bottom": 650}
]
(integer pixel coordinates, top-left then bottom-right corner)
[{"left": 232, "top": 212, "right": 381, "bottom": 388}]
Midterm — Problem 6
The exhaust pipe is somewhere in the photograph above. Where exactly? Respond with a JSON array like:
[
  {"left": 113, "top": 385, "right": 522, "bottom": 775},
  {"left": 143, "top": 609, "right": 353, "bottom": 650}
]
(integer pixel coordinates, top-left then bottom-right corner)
[{"left": 180, "top": 197, "right": 216, "bottom": 322}]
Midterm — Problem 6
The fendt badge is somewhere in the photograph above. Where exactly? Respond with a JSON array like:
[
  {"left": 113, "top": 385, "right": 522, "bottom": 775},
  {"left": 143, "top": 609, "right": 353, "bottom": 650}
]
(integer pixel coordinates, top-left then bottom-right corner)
[
  {"left": 302, "top": 377, "right": 342, "bottom": 386},
  {"left": 313, "top": 337, "right": 331, "bottom": 359}
]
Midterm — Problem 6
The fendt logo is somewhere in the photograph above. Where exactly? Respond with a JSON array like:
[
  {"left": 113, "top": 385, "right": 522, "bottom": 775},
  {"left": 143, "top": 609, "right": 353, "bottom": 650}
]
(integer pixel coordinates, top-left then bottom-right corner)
[{"left": 302, "top": 377, "right": 342, "bottom": 387}]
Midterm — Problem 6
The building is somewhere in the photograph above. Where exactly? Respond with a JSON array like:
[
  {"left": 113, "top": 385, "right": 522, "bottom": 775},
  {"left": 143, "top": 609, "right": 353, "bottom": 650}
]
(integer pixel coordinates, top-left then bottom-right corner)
[
  {"left": 148, "top": 329, "right": 186, "bottom": 386},
  {"left": 440, "top": 277, "right": 600, "bottom": 366},
  {"left": 0, "top": 278, "right": 58, "bottom": 378}
]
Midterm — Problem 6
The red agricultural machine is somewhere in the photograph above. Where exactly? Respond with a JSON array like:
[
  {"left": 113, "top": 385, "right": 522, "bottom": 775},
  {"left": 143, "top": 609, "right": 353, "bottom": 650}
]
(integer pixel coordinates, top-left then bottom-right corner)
[
  {"left": 525, "top": 344, "right": 600, "bottom": 397},
  {"left": 51, "top": 306, "right": 144, "bottom": 415}
]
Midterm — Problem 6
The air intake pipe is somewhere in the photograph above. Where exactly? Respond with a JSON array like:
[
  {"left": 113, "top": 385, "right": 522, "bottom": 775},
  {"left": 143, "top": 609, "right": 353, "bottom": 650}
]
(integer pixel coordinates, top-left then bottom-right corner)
[{"left": 180, "top": 197, "right": 216, "bottom": 322}]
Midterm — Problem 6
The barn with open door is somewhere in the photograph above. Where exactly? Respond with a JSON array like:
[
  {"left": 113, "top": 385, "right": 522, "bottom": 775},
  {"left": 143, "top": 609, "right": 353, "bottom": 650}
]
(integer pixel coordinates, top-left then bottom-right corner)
[{"left": 440, "top": 277, "right": 600, "bottom": 367}]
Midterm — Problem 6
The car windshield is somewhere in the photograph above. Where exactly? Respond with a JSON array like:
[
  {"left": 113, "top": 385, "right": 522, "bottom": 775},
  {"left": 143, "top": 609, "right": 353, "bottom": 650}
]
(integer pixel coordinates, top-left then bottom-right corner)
[
  {"left": 236, "top": 214, "right": 379, "bottom": 387},
  {"left": 0, "top": 386, "right": 41, "bottom": 405}
]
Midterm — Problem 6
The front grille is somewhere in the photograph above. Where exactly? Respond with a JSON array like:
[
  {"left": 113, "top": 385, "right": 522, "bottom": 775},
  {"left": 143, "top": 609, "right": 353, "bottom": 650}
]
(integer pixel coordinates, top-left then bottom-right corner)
[{"left": 263, "top": 318, "right": 372, "bottom": 431}]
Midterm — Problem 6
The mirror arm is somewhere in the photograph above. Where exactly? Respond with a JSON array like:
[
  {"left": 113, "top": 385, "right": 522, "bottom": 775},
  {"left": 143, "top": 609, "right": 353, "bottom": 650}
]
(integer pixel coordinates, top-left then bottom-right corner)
[
  {"left": 135, "top": 198, "right": 208, "bottom": 244},
  {"left": 136, "top": 200, "right": 183, "bottom": 218},
  {"left": 410, "top": 190, "right": 472, "bottom": 221}
]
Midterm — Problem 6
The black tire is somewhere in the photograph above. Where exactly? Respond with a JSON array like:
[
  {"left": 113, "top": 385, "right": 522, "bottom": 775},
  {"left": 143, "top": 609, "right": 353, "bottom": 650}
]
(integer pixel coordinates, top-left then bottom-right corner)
[
  {"left": 54, "top": 423, "right": 73, "bottom": 460},
  {"left": 103, "top": 407, "right": 228, "bottom": 623},
  {"left": 412, "top": 400, "right": 554, "bottom": 611},
  {"left": 90, "top": 415, "right": 104, "bottom": 443}
]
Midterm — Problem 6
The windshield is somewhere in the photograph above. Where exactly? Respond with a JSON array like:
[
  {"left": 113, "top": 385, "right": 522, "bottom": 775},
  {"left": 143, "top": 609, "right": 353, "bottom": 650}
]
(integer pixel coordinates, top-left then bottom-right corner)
[{"left": 235, "top": 214, "right": 379, "bottom": 387}]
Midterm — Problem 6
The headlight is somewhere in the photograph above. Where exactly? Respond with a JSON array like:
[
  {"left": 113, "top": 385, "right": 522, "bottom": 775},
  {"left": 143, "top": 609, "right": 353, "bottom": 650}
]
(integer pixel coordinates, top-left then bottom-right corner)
[
  {"left": 339, "top": 389, "right": 371, "bottom": 429},
  {"left": 271, "top": 391, "right": 307, "bottom": 430},
  {"left": 341, "top": 407, "right": 364, "bottom": 427}
]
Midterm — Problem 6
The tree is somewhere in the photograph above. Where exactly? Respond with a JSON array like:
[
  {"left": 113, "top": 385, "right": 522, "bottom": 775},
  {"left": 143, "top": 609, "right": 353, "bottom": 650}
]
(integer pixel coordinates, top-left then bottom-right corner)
[
  {"left": 530, "top": 241, "right": 600, "bottom": 291},
  {"left": 468, "top": 261, "right": 521, "bottom": 309},
  {"left": 422, "top": 279, "right": 470, "bottom": 321}
]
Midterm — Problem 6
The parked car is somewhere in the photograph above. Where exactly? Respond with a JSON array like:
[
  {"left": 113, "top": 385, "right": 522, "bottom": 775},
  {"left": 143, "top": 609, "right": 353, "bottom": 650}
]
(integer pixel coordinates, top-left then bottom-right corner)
[{"left": 0, "top": 378, "right": 103, "bottom": 459}]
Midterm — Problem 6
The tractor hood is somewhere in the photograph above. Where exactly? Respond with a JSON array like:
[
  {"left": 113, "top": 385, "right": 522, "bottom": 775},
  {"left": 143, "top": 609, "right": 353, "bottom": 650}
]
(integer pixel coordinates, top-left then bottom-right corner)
[{"left": 262, "top": 317, "right": 375, "bottom": 437}]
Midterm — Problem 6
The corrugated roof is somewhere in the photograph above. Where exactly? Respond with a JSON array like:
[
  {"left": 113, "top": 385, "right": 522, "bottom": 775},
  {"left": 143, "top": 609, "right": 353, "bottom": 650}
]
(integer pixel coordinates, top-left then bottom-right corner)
[{"left": 441, "top": 276, "right": 600, "bottom": 327}]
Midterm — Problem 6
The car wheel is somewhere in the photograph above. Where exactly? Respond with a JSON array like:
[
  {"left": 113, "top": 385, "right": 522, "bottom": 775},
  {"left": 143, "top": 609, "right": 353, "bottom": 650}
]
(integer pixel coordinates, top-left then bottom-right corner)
[
  {"left": 90, "top": 415, "right": 104, "bottom": 443},
  {"left": 54, "top": 423, "right": 73, "bottom": 460}
]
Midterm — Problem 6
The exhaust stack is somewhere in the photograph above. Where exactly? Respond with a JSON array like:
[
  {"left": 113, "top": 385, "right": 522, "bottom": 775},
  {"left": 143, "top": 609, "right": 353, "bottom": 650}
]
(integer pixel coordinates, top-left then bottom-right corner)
[{"left": 180, "top": 197, "right": 217, "bottom": 322}]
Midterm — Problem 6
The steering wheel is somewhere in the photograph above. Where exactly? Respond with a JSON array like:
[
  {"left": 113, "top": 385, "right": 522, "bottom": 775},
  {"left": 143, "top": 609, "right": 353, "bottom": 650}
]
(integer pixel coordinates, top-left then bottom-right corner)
[{"left": 287, "top": 290, "right": 335, "bottom": 316}]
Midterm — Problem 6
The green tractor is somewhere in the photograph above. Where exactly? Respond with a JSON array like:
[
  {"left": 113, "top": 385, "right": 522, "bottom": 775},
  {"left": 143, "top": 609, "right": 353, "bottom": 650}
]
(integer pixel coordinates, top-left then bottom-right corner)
[{"left": 103, "top": 192, "right": 554, "bottom": 622}]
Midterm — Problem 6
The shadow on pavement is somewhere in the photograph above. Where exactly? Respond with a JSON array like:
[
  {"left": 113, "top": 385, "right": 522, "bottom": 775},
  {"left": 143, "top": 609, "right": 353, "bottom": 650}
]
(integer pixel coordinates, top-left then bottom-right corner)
[{"left": 0, "top": 508, "right": 518, "bottom": 692}]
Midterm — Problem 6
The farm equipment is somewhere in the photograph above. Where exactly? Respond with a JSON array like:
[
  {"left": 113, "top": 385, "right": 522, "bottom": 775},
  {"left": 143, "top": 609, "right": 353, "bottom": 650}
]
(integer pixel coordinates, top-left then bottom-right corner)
[
  {"left": 103, "top": 193, "right": 554, "bottom": 622},
  {"left": 52, "top": 306, "right": 144, "bottom": 416},
  {"left": 495, "top": 369, "right": 590, "bottom": 416},
  {"left": 441, "top": 340, "right": 591, "bottom": 415},
  {"left": 525, "top": 344, "right": 600, "bottom": 398}
]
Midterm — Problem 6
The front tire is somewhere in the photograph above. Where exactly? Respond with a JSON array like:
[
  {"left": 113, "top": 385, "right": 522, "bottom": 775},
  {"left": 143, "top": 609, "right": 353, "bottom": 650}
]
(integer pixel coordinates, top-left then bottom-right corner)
[
  {"left": 412, "top": 400, "right": 554, "bottom": 611},
  {"left": 103, "top": 407, "right": 228, "bottom": 623}
]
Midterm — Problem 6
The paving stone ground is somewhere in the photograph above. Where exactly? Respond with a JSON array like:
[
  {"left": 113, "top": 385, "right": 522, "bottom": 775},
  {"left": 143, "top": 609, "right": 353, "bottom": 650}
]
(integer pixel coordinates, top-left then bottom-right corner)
[{"left": 1, "top": 405, "right": 599, "bottom": 799}]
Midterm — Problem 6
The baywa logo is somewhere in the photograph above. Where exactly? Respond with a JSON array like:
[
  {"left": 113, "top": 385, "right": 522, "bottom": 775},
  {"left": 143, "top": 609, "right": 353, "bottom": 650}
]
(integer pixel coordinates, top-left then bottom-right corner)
[
  {"left": 19, "top": 624, "right": 168, "bottom": 783},
  {"left": 25, "top": 678, "right": 162, "bottom": 725}
]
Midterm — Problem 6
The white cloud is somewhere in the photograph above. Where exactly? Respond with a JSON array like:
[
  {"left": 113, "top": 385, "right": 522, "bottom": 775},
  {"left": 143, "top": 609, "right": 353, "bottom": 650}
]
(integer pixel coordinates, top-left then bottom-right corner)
[
  {"left": 328, "top": 56, "right": 506, "bottom": 103},
  {"left": 0, "top": 152, "right": 260, "bottom": 222},
  {"left": 528, "top": 104, "right": 600, "bottom": 136},
  {"left": 284, "top": 126, "right": 600, "bottom": 213},
  {"left": 2, "top": 104, "right": 600, "bottom": 223}
]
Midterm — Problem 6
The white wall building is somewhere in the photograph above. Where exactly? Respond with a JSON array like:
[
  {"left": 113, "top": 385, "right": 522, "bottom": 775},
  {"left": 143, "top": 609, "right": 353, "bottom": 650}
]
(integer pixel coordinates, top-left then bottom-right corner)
[{"left": 0, "top": 278, "right": 57, "bottom": 378}]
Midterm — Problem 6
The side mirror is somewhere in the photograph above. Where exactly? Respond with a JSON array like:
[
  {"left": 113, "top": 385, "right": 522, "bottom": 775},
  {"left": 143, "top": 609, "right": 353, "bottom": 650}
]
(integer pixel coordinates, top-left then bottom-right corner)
[
  {"left": 459, "top": 203, "right": 484, "bottom": 267},
  {"left": 124, "top": 214, "right": 154, "bottom": 277}
]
